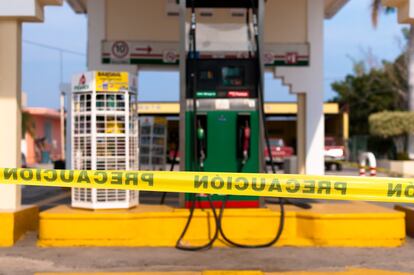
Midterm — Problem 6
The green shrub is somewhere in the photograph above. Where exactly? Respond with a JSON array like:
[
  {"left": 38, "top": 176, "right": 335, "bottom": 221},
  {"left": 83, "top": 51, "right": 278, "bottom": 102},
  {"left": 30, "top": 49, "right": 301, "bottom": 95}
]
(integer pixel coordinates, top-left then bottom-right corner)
[
  {"left": 369, "top": 111, "right": 414, "bottom": 138},
  {"left": 369, "top": 111, "right": 414, "bottom": 155}
]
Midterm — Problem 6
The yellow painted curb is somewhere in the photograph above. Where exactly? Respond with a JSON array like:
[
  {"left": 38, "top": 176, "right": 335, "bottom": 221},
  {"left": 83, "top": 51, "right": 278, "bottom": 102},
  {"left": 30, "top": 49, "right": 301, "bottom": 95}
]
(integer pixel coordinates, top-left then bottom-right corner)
[
  {"left": 38, "top": 205, "right": 295, "bottom": 247},
  {"left": 289, "top": 202, "right": 405, "bottom": 247},
  {"left": 267, "top": 268, "right": 414, "bottom": 274},
  {"left": 34, "top": 269, "right": 414, "bottom": 275},
  {"left": 0, "top": 205, "right": 38, "bottom": 246},
  {"left": 204, "top": 272, "right": 263, "bottom": 275},
  {"left": 35, "top": 273, "right": 199, "bottom": 275},
  {"left": 395, "top": 205, "right": 414, "bottom": 238},
  {"left": 37, "top": 202, "right": 404, "bottom": 247}
]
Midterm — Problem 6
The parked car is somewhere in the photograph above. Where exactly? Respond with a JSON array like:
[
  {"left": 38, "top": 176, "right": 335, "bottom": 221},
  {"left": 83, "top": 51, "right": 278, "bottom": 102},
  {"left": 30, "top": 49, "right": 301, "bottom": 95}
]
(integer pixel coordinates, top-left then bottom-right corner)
[
  {"left": 324, "top": 137, "right": 345, "bottom": 171},
  {"left": 264, "top": 138, "right": 294, "bottom": 166}
]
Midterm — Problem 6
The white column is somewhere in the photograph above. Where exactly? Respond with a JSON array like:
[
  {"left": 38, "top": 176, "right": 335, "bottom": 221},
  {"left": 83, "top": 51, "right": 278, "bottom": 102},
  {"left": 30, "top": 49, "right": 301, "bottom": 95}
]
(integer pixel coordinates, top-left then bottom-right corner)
[
  {"left": 0, "top": 20, "right": 22, "bottom": 209},
  {"left": 297, "top": 93, "right": 306, "bottom": 174},
  {"left": 87, "top": 0, "right": 105, "bottom": 70},
  {"left": 305, "top": 81, "right": 324, "bottom": 176},
  {"left": 305, "top": 0, "right": 324, "bottom": 175},
  {"left": 87, "top": 0, "right": 137, "bottom": 74},
  {"left": 274, "top": 0, "right": 325, "bottom": 175}
]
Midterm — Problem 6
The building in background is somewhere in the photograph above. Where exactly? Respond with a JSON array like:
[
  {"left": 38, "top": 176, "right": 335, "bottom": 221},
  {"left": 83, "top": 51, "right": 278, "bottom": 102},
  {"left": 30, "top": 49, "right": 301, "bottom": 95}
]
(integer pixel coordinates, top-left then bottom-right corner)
[{"left": 22, "top": 107, "right": 63, "bottom": 167}]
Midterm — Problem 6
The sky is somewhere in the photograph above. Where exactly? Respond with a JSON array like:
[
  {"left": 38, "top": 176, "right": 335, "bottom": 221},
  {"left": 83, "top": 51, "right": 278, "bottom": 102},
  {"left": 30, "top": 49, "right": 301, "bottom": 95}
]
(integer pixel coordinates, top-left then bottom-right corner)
[{"left": 22, "top": 0, "right": 407, "bottom": 108}]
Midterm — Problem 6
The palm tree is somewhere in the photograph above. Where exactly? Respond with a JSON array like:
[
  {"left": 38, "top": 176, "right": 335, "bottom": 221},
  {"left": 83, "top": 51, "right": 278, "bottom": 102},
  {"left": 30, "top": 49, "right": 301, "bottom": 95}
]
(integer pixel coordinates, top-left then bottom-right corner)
[
  {"left": 371, "top": 0, "right": 389, "bottom": 27},
  {"left": 371, "top": 0, "right": 414, "bottom": 158}
]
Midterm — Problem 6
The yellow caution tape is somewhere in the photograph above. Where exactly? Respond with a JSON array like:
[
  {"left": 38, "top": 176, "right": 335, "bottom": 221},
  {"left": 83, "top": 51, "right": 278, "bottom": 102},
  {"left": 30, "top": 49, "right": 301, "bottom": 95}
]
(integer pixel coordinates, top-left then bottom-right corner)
[{"left": 0, "top": 168, "right": 414, "bottom": 203}]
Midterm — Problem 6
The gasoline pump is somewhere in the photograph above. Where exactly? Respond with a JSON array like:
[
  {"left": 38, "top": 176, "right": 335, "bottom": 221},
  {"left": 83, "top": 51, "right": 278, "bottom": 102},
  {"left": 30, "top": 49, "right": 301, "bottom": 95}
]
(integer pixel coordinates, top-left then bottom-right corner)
[{"left": 176, "top": 0, "right": 285, "bottom": 251}]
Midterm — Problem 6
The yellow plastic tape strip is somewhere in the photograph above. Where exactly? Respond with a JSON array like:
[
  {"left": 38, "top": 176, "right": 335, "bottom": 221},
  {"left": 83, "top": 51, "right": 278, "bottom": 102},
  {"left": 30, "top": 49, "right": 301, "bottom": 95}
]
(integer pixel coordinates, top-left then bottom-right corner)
[{"left": 0, "top": 168, "right": 414, "bottom": 203}]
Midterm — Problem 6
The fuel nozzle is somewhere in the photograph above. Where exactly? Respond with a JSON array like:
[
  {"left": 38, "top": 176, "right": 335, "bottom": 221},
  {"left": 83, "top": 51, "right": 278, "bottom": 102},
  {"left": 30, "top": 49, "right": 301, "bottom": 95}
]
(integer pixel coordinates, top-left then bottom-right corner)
[
  {"left": 197, "top": 120, "right": 206, "bottom": 169},
  {"left": 242, "top": 120, "right": 251, "bottom": 165}
]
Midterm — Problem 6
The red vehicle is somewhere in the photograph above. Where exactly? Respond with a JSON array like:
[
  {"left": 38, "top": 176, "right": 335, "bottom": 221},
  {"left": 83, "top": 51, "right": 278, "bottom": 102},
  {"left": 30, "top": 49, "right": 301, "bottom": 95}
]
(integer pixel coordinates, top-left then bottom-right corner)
[
  {"left": 324, "top": 137, "right": 345, "bottom": 171},
  {"left": 264, "top": 138, "right": 294, "bottom": 164}
]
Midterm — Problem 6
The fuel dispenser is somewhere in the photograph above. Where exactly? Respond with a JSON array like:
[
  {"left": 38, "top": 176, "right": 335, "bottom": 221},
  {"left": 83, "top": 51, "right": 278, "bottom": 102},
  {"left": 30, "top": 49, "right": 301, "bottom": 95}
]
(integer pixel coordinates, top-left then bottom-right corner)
[
  {"left": 184, "top": 59, "right": 261, "bottom": 208},
  {"left": 176, "top": 0, "right": 285, "bottom": 251}
]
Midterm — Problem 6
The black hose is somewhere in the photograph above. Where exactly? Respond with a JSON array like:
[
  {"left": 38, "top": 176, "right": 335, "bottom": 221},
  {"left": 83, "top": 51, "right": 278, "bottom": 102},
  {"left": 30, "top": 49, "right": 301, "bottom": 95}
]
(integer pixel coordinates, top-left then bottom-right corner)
[
  {"left": 176, "top": 0, "right": 220, "bottom": 251},
  {"left": 177, "top": 0, "right": 287, "bottom": 250},
  {"left": 249, "top": 0, "right": 311, "bottom": 212},
  {"left": 218, "top": 195, "right": 284, "bottom": 248},
  {"left": 190, "top": 1, "right": 198, "bottom": 172},
  {"left": 175, "top": 194, "right": 220, "bottom": 251},
  {"left": 214, "top": 2, "right": 285, "bottom": 248}
]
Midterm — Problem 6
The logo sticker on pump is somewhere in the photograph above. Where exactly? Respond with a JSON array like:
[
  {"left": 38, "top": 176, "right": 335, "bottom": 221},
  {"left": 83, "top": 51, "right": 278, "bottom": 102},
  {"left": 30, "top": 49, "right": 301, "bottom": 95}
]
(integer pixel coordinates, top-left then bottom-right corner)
[{"left": 215, "top": 99, "right": 230, "bottom": 110}]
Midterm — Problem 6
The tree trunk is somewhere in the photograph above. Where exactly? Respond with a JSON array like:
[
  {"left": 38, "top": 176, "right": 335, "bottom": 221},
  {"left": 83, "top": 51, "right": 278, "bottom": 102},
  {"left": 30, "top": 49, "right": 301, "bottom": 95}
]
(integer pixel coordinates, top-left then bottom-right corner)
[
  {"left": 393, "top": 136, "right": 406, "bottom": 154},
  {"left": 407, "top": 25, "right": 414, "bottom": 158}
]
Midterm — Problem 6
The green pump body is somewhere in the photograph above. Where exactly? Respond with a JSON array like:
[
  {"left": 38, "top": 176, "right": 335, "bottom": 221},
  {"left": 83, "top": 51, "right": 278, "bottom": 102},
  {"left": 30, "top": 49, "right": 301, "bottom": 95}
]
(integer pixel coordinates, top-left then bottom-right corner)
[{"left": 184, "top": 58, "right": 261, "bottom": 208}]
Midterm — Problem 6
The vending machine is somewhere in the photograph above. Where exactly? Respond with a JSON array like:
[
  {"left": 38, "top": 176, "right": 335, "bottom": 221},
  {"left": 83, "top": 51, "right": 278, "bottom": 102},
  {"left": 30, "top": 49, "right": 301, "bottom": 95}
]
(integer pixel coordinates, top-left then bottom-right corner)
[
  {"left": 70, "top": 71, "right": 139, "bottom": 209},
  {"left": 139, "top": 116, "right": 168, "bottom": 171}
]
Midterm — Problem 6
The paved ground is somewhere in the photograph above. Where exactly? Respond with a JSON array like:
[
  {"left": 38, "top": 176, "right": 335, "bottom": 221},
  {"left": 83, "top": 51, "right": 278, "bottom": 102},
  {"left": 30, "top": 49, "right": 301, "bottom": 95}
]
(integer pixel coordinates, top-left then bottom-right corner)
[
  {"left": 2, "top": 165, "right": 411, "bottom": 275},
  {"left": 1, "top": 233, "right": 414, "bottom": 275}
]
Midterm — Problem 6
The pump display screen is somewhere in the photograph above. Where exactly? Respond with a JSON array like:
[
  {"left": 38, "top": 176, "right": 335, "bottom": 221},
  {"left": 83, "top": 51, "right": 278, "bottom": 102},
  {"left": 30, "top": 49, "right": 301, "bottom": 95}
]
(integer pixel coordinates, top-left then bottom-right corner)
[
  {"left": 186, "top": 58, "right": 258, "bottom": 98},
  {"left": 222, "top": 67, "right": 244, "bottom": 87}
]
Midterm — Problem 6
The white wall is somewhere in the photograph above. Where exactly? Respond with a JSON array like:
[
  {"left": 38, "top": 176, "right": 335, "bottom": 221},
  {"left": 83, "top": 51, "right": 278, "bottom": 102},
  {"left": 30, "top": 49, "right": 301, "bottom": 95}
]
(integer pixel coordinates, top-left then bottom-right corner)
[
  {"left": 87, "top": 0, "right": 137, "bottom": 73},
  {"left": 105, "top": 0, "right": 307, "bottom": 44},
  {"left": 264, "top": 0, "right": 307, "bottom": 43}
]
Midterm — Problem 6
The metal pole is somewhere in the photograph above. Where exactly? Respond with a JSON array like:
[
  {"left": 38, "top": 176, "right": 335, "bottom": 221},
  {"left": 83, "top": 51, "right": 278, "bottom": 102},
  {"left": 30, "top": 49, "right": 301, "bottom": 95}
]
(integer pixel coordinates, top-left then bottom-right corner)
[
  {"left": 59, "top": 51, "right": 63, "bottom": 84},
  {"left": 179, "top": 0, "right": 187, "bottom": 172},
  {"left": 60, "top": 91, "right": 65, "bottom": 160},
  {"left": 257, "top": 0, "right": 266, "bottom": 173},
  {"left": 178, "top": 0, "right": 187, "bottom": 206},
  {"left": 59, "top": 50, "right": 65, "bottom": 161}
]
